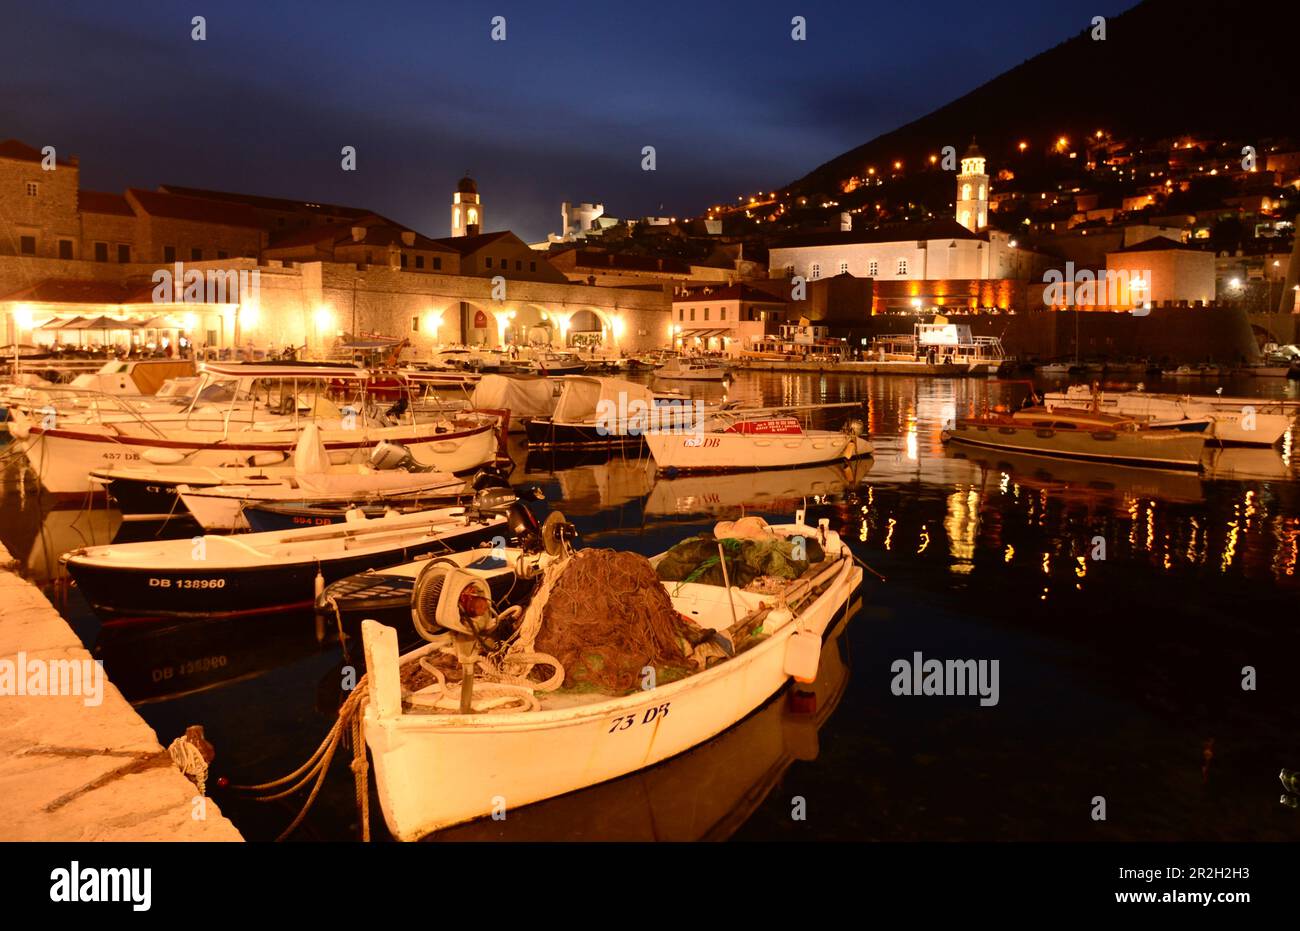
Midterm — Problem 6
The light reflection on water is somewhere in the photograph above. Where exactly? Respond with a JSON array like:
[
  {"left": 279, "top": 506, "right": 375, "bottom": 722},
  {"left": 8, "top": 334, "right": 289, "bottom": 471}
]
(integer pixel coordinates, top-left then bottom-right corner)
[{"left": 1, "top": 372, "right": 1298, "bottom": 841}]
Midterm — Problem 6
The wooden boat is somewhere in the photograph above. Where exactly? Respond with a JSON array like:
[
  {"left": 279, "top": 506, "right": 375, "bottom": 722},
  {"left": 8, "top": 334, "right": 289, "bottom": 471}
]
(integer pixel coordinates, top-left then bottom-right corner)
[
  {"left": 645, "top": 412, "right": 872, "bottom": 472},
  {"left": 358, "top": 509, "right": 862, "bottom": 840},
  {"left": 941, "top": 406, "right": 1207, "bottom": 470},
  {"left": 652, "top": 358, "right": 728, "bottom": 382},
  {"left": 61, "top": 505, "right": 506, "bottom": 623},
  {"left": 1043, "top": 385, "right": 1295, "bottom": 447},
  {"left": 9, "top": 361, "right": 501, "bottom": 494}
]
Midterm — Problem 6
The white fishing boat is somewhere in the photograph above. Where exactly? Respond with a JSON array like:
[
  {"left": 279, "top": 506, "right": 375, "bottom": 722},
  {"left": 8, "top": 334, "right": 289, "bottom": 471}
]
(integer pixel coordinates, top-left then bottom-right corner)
[
  {"left": 359, "top": 509, "right": 862, "bottom": 839},
  {"left": 653, "top": 357, "right": 728, "bottom": 382},
  {"left": 942, "top": 407, "right": 1208, "bottom": 470},
  {"left": 8, "top": 361, "right": 501, "bottom": 495},
  {"left": 1043, "top": 385, "right": 1295, "bottom": 447},
  {"left": 515, "top": 352, "right": 586, "bottom": 376},
  {"left": 644, "top": 410, "right": 872, "bottom": 471}
]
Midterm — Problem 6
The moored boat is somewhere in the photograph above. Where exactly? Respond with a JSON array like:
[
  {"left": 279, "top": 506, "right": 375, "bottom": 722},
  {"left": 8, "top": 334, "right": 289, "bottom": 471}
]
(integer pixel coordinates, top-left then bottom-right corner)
[
  {"left": 357, "top": 510, "right": 862, "bottom": 839},
  {"left": 644, "top": 412, "right": 872, "bottom": 472},
  {"left": 942, "top": 406, "right": 1207, "bottom": 470},
  {"left": 652, "top": 357, "right": 728, "bottom": 382},
  {"left": 62, "top": 504, "right": 507, "bottom": 623}
]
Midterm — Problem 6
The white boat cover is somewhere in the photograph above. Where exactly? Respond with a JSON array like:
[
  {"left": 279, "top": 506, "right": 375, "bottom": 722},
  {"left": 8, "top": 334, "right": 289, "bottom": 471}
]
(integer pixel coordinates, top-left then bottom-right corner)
[
  {"left": 469, "top": 374, "right": 558, "bottom": 420},
  {"left": 293, "top": 423, "right": 330, "bottom": 474},
  {"left": 550, "top": 376, "right": 655, "bottom": 425}
]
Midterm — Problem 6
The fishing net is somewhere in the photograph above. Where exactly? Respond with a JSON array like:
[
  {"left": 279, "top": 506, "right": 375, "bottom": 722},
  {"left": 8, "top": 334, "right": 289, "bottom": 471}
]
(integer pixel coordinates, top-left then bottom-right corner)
[
  {"left": 530, "top": 549, "right": 697, "bottom": 693},
  {"left": 655, "top": 532, "right": 824, "bottom": 589}
]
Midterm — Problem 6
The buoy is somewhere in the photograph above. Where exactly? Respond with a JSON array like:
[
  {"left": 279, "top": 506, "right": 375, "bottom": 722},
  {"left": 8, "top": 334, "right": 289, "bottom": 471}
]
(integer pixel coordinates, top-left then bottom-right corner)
[{"left": 784, "top": 630, "right": 821, "bottom": 683}]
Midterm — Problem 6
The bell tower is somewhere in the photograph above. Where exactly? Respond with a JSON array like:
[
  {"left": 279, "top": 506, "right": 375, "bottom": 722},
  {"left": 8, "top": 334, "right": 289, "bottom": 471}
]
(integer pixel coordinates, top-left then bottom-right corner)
[
  {"left": 451, "top": 174, "right": 481, "bottom": 238},
  {"left": 956, "top": 140, "right": 988, "bottom": 232}
]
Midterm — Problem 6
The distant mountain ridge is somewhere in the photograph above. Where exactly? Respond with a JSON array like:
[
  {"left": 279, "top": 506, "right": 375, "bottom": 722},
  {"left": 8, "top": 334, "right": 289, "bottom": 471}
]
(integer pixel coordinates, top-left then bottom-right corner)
[{"left": 783, "top": 0, "right": 1300, "bottom": 199}]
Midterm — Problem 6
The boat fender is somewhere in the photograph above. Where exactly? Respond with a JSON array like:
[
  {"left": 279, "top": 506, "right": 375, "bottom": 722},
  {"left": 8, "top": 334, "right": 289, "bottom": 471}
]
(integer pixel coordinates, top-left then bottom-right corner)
[
  {"left": 143, "top": 447, "right": 188, "bottom": 465},
  {"left": 314, "top": 566, "right": 324, "bottom": 600},
  {"left": 784, "top": 630, "right": 821, "bottom": 683},
  {"left": 344, "top": 507, "right": 367, "bottom": 523}
]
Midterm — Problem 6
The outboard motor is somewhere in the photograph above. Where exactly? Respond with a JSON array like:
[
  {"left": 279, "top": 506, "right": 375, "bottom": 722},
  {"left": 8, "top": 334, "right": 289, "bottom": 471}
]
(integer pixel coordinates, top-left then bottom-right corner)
[{"left": 368, "top": 441, "right": 436, "bottom": 473}]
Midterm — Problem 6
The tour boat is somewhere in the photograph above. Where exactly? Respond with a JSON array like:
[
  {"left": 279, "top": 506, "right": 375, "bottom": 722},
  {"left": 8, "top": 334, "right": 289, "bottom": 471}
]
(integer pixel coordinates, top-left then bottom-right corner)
[
  {"left": 8, "top": 361, "right": 502, "bottom": 495},
  {"left": 652, "top": 358, "right": 728, "bottom": 382},
  {"left": 358, "top": 509, "right": 862, "bottom": 839},
  {"left": 1043, "top": 385, "right": 1295, "bottom": 447},
  {"left": 644, "top": 413, "right": 872, "bottom": 472},
  {"left": 941, "top": 407, "right": 1208, "bottom": 470},
  {"left": 61, "top": 505, "right": 507, "bottom": 623}
]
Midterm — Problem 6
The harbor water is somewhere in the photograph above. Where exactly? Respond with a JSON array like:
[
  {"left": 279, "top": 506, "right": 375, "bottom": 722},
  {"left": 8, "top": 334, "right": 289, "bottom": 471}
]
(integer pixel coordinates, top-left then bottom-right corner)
[{"left": 3, "top": 371, "right": 1298, "bottom": 841}]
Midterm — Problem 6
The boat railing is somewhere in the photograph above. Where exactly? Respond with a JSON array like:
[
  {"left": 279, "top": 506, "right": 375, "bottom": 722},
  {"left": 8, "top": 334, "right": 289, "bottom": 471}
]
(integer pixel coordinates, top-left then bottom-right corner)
[{"left": 7, "top": 384, "right": 170, "bottom": 439}]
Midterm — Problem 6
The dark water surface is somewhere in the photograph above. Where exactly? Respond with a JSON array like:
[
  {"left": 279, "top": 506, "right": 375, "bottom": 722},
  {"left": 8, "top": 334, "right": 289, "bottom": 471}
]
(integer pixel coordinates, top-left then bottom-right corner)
[{"left": 3, "top": 372, "right": 1298, "bottom": 841}]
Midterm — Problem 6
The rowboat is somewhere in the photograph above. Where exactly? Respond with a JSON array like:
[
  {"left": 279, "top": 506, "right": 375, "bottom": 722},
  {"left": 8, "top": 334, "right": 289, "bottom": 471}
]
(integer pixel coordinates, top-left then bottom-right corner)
[
  {"left": 9, "top": 361, "right": 501, "bottom": 494},
  {"left": 941, "top": 407, "right": 1208, "bottom": 470},
  {"left": 61, "top": 505, "right": 506, "bottom": 623},
  {"left": 645, "top": 412, "right": 872, "bottom": 472},
  {"left": 1043, "top": 385, "right": 1295, "bottom": 447},
  {"left": 358, "top": 509, "right": 862, "bottom": 839}
]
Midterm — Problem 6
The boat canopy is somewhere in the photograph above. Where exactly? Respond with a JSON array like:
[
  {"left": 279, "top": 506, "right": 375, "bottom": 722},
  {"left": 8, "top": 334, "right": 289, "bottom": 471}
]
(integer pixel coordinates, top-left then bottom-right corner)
[
  {"left": 552, "top": 376, "right": 655, "bottom": 424},
  {"left": 469, "top": 374, "right": 558, "bottom": 419}
]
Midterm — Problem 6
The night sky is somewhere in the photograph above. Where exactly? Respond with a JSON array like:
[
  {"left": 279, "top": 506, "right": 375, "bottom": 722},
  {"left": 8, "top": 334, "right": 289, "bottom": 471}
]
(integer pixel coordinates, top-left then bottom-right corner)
[{"left": 3, "top": 0, "right": 1138, "bottom": 241}]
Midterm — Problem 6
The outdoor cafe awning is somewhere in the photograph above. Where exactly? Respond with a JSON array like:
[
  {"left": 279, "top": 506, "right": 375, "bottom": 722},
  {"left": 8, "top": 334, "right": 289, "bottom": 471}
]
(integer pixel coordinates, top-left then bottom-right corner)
[{"left": 678, "top": 328, "right": 729, "bottom": 339}]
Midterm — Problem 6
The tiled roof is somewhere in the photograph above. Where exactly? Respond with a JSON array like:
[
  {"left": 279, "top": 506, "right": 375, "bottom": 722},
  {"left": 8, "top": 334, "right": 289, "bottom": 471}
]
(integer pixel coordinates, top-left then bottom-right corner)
[
  {"left": 126, "top": 188, "right": 262, "bottom": 229},
  {"left": 431, "top": 230, "right": 515, "bottom": 254},
  {"left": 158, "top": 184, "right": 374, "bottom": 219},
  {"left": 0, "top": 139, "right": 75, "bottom": 167},
  {"left": 0, "top": 278, "right": 156, "bottom": 305},
  {"left": 773, "top": 219, "right": 986, "bottom": 249},
  {"left": 674, "top": 284, "right": 789, "bottom": 304},
  {"left": 78, "top": 190, "right": 134, "bottom": 216}
]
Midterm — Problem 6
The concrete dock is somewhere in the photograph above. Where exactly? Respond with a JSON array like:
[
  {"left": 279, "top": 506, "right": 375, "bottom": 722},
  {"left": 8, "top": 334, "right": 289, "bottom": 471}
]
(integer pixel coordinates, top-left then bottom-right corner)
[
  {"left": 0, "top": 542, "right": 242, "bottom": 841},
  {"left": 733, "top": 359, "right": 978, "bottom": 376}
]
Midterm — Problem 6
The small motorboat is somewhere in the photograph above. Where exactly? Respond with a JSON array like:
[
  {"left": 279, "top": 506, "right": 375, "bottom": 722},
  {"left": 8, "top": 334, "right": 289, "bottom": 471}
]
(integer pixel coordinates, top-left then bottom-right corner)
[
  {"left": 355, "top": 508, "right": 862, "bottom": 839},
  {"left": 1043, "top": 385, "right": 1295, "bottom": 447},
  {"left": 523, "top": 375, "right": 716, "bottom": 448},
  {"left": 652, "top": 358, "right": 728, "bottom": 382},
  {"left": 942, "top": 406, "right": 1208, "bottom": 470},
  {"left": 644, "top": 412, "right": 872, "bottom": 472},
  {"left": 61, "top": 502, "right": 508, "bottom": 623}
]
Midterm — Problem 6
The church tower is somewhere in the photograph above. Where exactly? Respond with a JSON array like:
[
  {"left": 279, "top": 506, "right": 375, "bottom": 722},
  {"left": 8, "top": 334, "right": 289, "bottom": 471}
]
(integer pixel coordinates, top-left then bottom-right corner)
[
  {"left": 451, "top": 175, "right": 481, "bottom": 237},
  {"left": 956, "top": 140, "right": 988, "bottom": 232}
]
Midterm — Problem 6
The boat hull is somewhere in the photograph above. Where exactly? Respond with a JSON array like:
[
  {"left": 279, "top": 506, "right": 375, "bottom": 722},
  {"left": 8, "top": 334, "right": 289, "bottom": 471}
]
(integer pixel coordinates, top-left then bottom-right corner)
[
  {"left": 19, "top": 421, "right": 499, "bottom": 494},
  {"left": 64, "top": 518, "right": 501, "bottom": 622},
  {"left": 645, "top": 431, "right": 872, "bottom": 471},
  {"left": 943, "top": 419, "right": 1206, "bottom": 470},
  {"left": 363, "top": 556, "right": 861, "bottom": 840}
]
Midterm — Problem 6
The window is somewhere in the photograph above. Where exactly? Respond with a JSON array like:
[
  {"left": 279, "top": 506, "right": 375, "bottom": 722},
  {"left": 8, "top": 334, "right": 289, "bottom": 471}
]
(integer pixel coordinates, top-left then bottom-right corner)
[
  {"left": 433, "top": 257, "right": 442, "bottom": 270},
  {"left": 868, "top": 260, "right": 878, "bottom": 276},
  {"left": 529, "top": 261, "right": 536, "bottom": 272},
  {"left": 411, "top": 315, "right": 420, "bottom": 332},
  {"left": 217, "top": 250, "right": 228, "bottom": 260},
  {"left": 962, "top": 183, "right": 971, "bottom": 200},
  {"left": 400, "top": 253, "right": 408, "bottom": 268},
  {"left": 690, "top": 308, "right": 695, "bottom": 321},
  {"left": 416, "top": 255, "right": 425, "bottom": 269},
  {"left": 25, "top": 182, "right": 38, "bottom": 197},
  {"left": 897, "top": 259, "right": 908, "bottom": 275},
  {"left": 164, "top": 245, "right": 176, "bottom": 263},
  {"left": 678, "top": 308, "right": 684, "bottom": 320},
  {"left": 704, "top": 308, "right": 710, "bottom": 321},
  {"left": 515, "top": 260, "right": 522, "bottom": 271},
  {"left": 58, "top": 239, "right": 73, "bottom": 260},
  {"left": 838, "top": 262, "right": 849, "bottom": 275},
  {"left": 191, "top": 248, "right": 203, "bottom": 261},
  {"left": 94, "top": 242, "right": 108, "bottom": 262},
  {"left": 810, "top": 263, "right": 821, "bottom": 279},
  {"left": 117, "top": 244, "right": 131, "bottom": 263},
  {"left": 20, "top": 236, "right": 36, "bottom": 255},
  {"left": 978, "top": 184, "right": 985, "bottom": 199},
  {"left": 721, "top": 308, "right": 727, "bottom": 320},
  {"left": 485, "top": 257, "right": 493, "bottom": 268},
  {"left": 785, "top": 264, "right": 794, "bottom": 277}
]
